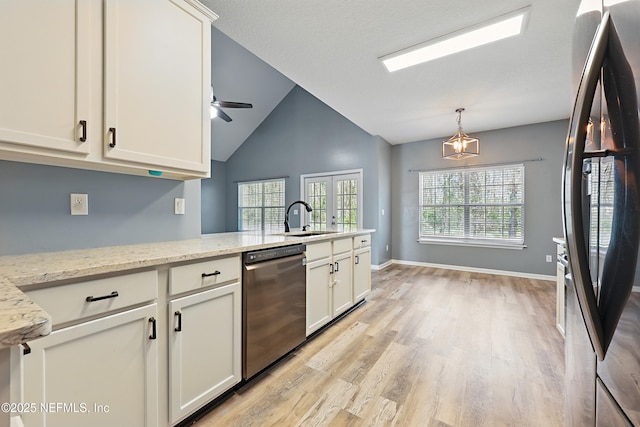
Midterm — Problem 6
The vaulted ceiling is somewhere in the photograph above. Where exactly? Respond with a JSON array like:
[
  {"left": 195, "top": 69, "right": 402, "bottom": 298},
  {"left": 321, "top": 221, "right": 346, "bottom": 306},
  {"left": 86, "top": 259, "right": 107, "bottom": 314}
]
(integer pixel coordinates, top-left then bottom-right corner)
[{"left": 204, "top": 0, "right": 581, "bottom": 161}]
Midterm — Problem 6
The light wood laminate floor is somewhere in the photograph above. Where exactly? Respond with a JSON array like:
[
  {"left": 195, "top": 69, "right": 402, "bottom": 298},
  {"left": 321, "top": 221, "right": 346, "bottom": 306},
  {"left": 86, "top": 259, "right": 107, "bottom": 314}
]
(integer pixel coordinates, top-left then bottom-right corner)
[{"left": 194, "top": 265, "right": 565, "bottom": 426}]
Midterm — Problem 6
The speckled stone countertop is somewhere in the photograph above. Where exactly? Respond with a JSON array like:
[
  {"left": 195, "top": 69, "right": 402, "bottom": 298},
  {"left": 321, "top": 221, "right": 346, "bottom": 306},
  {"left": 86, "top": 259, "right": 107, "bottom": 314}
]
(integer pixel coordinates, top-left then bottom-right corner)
[{"left": 0, "top": 230, "right": 374, "bottom": 348}]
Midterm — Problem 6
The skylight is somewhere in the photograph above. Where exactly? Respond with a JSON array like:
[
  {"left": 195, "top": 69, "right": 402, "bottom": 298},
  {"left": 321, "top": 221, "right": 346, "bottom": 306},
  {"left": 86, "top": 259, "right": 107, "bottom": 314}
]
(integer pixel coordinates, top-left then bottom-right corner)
[{"left": 380, "top": 7, "right": 530, "bottom": 72}]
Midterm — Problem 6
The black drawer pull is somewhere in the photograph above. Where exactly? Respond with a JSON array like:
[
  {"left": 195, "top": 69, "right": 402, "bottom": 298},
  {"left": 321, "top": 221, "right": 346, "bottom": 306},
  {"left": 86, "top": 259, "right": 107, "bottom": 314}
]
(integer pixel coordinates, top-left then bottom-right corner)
[
  {"left": 79, "top": 120, "right": 87, "bottom": 142},
  {"left": 149, "top": 317, "right": 157, "bottom": 340},
  {"left": 108, "top": 127, "right": 116, "bottom": 147},
  {"left": 202, "top": 271, "right": 221, "bottom": 278},
  {"left": 355, "top": 255, "right": 360, "bottom": 265},
  {"left": 175, "top": 311, "right": 182, "bottom": 332},
  {"left": 86, "top": 291, "right": 119, "bottom": 302}
]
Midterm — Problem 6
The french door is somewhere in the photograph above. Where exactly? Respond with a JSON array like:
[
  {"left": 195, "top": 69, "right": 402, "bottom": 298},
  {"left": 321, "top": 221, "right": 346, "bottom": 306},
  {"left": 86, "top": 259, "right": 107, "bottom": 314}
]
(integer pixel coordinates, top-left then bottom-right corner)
[{"left": 302, "top": 170, "right": 362, "bottom": 231}]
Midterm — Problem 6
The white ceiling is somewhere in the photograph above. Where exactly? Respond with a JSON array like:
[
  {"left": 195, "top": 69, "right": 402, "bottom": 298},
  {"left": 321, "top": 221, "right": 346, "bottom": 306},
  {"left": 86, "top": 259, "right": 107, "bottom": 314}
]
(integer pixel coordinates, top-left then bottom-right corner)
[{"left": 203, "top": 0, "right": 581, "bottom": 160}]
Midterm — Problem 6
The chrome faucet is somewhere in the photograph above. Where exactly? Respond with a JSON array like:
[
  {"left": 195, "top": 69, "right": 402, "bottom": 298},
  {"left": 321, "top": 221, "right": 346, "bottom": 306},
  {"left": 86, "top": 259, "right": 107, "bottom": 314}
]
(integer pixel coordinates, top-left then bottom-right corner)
[{"left": 284, "top": 200, "right": 313, "bottom": 232}]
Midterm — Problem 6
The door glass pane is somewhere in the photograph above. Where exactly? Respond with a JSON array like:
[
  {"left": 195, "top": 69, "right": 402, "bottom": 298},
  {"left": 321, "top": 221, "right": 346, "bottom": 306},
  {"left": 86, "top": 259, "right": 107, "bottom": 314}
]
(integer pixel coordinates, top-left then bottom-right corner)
[
  {"left": 336, "top": 178, "right": 358, "bottom": 231},
  {"left": 307, "top": 181, "right": 327, "bottom": 231}
]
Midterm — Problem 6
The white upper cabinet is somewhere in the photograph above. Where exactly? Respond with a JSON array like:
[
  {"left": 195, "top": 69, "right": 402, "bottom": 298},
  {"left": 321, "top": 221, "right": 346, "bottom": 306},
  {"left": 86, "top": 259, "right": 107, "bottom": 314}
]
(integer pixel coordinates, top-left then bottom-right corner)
[
  {"left": 0, "top": 1, "right": 91, "bottom": 155},
  {"left": 0, "top": 0, "right": 215, "bottom": 180},
  {"left": 103, "top": 0, "right": 211, "bottom": 174}
]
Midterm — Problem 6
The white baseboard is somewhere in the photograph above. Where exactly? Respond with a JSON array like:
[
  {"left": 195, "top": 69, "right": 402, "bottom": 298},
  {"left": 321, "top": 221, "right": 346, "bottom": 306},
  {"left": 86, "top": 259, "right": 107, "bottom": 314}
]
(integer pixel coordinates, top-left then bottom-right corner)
[
  {"left": 388, "top": 259, "right": 556, "bottom": 281},
  {"left": 371, "top": 260, "right": 393, "bottom": 271}
]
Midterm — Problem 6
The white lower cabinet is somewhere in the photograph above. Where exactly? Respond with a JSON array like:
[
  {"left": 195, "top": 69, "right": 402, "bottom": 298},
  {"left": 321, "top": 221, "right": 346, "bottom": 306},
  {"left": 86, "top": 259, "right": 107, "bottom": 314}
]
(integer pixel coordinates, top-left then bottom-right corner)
[
  {"left": 353, "top": 246, "right": 372, "bottom": 301},
  {"left": 332, "top": 248, "right": 353, "bottom": 317},
  {"left": 306, "top": 255, "right": 333, "bottom": 335},
  {"left": 168, "top": 282, "right": 241, "bottom": 424},
  {"left": 22, "top": 304, "right": 158, "bottom": 427},
  {"left": 306, "top": 236, "right": 371, "bottom": 336}
]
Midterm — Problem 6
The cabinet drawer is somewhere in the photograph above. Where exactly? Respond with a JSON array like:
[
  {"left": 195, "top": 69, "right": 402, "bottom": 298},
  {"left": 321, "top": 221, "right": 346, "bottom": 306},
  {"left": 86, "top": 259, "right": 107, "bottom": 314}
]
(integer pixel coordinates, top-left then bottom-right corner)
[
  {"left": 333, "top": 238, "right": 353, "bottom": 255},
  {"left": 169, "top": 255, "right": 240, "bottom": 296},
  {"left": 25, "top": 270, "right": 158, "bottom": 327},
  {"left": 353, "top": 234, "right": 371, "bottom": 249},
  {"left": 306, "top": 241, "right": 332, "bottom": 261}
]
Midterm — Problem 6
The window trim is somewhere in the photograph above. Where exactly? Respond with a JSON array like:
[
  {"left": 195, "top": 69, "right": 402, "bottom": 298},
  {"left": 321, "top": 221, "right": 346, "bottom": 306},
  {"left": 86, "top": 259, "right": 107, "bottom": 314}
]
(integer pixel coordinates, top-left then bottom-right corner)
[{"left": 418, "top": 164, "right": 526, "bottom": 249}]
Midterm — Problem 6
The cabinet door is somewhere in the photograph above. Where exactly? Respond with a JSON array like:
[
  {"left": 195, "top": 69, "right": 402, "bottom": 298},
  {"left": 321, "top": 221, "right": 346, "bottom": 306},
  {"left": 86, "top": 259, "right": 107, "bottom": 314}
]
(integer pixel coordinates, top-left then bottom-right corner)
[
  {"left": 353, "top": 247, "right": 371, "bottom": 301},
  {"left": 332, "top": 251, "right": 353, "bottom": 317},
  {"left": 22, "top": 305, "right": 158, "bottom": 427},
  {"left": 104, "top": 0, "right": 210, "bottom": 174},
  {"left": 169, "top": 283, "right": 241, "bottom": 424},
  {"left": 0, "top": 1, "right": 90, "bottom": 155},
  {"left": 306, "top": 258, "right": 332, "bottom": 336}
]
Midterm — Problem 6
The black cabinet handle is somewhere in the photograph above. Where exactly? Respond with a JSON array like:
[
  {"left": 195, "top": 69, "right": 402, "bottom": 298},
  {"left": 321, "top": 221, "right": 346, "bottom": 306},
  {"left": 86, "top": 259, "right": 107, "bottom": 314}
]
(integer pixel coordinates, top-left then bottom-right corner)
[
  {"left": 329, "top": 263, "right": 334, "bottom": 274},
  {"left": 109, "top": 127, "right": 116, "bottom": 147},
  {"left": 22, "top": 343, "right": 31, "bottom": 356},
  {"left": 149, "top": 317, "right": 157, "bottom": 340},
  {"left": 202, "top": 270, "right": 221, "bottom": 278},
  {"left": 335, "top": 261, "right": 339, "bottom": 272},
  {"left": 355, "top": 255, "right": 360, "bottom": 265},
  {"left": 175, "top": 311, "right": 182, "bottom": 332},
  {"left": 86, "top": 291, "right": 119, "bottom": 302},
  {"left": 79, "top": 120, "right": 87, "bottom": 142}
]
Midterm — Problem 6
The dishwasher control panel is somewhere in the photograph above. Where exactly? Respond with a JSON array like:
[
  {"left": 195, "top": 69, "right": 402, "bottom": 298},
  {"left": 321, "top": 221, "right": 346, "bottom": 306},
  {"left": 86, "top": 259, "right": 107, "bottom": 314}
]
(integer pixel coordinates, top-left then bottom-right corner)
[{"left": 243, "top": 244, "right": 306, "bottom": 264}]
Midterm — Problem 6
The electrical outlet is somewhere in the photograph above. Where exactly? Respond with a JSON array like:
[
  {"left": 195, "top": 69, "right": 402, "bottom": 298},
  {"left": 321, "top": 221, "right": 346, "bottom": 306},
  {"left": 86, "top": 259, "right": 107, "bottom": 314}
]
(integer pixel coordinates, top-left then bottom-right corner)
[
  {"left": 545, "top": 255, "right": 553, "bottom": 263},
  {"left": 386, "top": 244, "right": 389, "bottom": 252},
  {"left": 174, "top": 198, "right": 185, "bottom": 215},
  {"left": 70, "top": 193, "right": 88, "bottom": 215}
]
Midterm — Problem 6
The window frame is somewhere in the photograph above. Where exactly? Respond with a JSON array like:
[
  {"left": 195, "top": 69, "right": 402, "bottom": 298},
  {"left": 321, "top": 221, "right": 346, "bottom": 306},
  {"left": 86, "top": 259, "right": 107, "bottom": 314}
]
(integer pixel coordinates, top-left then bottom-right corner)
[
  {"left": 418, "top": 164, "right": 526, "bottom": 249},
  {"left": 237, "top": 178, "right": 286, "bottom": 232}
]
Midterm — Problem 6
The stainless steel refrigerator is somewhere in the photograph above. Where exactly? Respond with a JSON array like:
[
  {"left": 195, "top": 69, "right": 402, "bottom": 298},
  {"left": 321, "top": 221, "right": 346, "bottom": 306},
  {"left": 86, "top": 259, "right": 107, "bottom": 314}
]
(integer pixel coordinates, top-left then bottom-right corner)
[{"left": 563, "top": 0, "right": 640, "bottom": 425}]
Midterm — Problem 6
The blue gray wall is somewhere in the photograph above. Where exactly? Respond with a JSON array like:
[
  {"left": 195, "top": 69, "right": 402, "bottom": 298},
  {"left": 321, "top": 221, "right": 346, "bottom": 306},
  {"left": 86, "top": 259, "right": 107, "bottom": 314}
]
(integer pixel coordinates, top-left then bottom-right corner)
[
  {"left": 201, "top": 160, "right": 227, "bottom": 234},
  {"left": 391, "top": 119, "right": 567, "bottom": 276},
  {"left": 223, "top": 86, "right": 392, "bottom": 267},
  {"left": 0, "top": 160, "right": 201, "bottom": 256}
]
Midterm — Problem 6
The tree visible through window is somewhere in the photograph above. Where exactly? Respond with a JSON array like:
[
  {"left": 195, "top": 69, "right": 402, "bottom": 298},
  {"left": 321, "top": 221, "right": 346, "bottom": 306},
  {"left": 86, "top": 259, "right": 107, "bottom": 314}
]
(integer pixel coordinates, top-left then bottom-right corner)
[
  {"left": 419, "top": 164, "right": 525, "bottom": 245},
  {"left": 238, "top": 179, "right": 285, "bottom": 232}
]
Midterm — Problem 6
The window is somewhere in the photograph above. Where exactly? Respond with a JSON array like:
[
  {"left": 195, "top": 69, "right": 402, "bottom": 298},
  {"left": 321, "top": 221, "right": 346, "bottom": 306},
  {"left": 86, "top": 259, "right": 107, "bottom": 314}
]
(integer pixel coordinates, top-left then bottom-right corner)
[
  {"left": 590, "top": 158, "right": 614, "bottom": 250},
  {"left": 419, "top": 164, "right": 525, "bottom": 247},
  {"left": 238, "top": 179, "right": 285, "bottom": 232},
  {"left": 302, "top": 170, "right": 362, "bottom": 232}
]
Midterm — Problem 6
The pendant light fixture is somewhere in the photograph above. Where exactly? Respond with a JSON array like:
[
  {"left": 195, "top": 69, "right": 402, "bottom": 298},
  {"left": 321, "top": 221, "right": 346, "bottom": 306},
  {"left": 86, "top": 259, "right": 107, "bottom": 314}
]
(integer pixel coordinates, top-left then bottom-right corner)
[{"left": 442, "top": 108, "right": 479, "bottom": 160}]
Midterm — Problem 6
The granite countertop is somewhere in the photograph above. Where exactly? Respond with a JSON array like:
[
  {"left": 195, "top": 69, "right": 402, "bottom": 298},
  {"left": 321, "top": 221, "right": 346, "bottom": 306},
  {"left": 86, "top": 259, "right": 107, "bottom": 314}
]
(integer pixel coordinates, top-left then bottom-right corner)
[
  {"left": 553, "top": 236, "right": 566, "bottom": 246},
  {"left": 0, "top": 230, "right": 374, "bottom": 348}
]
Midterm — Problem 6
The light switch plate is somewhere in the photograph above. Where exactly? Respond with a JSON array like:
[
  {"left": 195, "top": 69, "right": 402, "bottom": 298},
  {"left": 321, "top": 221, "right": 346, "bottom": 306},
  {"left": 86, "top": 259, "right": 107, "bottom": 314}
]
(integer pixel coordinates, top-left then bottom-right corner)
[
  {"left": 70, "top": 193, "right": 88, "bottom": 215},
  {"left": 174, "top": 198, "right": 185, "bottom": 215}
]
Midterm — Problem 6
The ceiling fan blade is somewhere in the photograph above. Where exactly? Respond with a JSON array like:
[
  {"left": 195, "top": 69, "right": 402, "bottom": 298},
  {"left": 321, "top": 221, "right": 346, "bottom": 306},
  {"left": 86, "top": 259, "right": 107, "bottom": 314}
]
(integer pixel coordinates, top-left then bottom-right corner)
[
  {"left": 215, "top": 107, "right": 232, "bottom": 122},
  {"left": 215, "top": 100, "right": 253, "bottom": 109}
]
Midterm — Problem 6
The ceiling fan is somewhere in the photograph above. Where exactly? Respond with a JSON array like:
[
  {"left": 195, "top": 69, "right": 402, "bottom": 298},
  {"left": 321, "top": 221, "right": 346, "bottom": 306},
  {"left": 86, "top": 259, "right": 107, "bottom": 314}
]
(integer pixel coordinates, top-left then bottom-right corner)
[{"left": 210, "top": 87, "right": 253, "bottom": 122}]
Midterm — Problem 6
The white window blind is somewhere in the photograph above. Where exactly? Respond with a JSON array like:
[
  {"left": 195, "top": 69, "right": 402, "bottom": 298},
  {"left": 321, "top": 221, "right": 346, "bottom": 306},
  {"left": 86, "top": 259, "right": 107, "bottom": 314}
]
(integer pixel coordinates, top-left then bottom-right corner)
[
  {"left": 419, "top": 164, "right": 525, "bottom": 247},
  {"left": 238, "top": 179, "right": 285, "bottom": 232}
]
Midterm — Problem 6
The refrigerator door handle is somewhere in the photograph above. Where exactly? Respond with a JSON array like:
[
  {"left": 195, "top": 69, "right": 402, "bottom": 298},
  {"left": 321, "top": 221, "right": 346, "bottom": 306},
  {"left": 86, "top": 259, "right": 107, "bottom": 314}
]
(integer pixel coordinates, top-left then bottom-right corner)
[
  {"left": 563, "top": 11, "right": 610, "bottom": 360},
  {"left": 598, "top": 12, "right": 640, "bottom": 356}
]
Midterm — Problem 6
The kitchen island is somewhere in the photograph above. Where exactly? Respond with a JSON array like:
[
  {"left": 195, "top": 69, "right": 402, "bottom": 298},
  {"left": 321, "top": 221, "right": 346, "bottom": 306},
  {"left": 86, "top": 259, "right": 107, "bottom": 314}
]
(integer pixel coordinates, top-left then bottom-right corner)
[{"left": 0, "top": 229, "right": 374, "bottom": 427}]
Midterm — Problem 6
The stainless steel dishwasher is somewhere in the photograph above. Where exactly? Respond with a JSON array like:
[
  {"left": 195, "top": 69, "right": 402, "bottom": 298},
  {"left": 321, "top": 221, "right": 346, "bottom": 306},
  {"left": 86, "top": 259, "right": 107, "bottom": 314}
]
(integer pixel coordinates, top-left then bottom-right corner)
[{"left": 242, "top": 244, "right": 306, "bottom": 379}]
